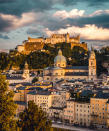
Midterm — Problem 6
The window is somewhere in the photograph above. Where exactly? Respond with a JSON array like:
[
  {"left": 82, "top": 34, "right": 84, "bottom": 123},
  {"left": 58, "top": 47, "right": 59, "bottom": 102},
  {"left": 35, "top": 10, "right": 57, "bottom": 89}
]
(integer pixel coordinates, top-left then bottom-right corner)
[{"left": 55, "top": 73, "right": 58, "bottom": 75}]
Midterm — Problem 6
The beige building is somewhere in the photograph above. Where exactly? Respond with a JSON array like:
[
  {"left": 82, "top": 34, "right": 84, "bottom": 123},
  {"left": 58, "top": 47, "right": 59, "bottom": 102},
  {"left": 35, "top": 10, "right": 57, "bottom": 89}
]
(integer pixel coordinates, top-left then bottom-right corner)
[
  {"left": 107, "top": 101, "right": 109, "bottom": 128},
  {"left": 26, "top": 33, "right": 80, "bottom": 45},
  {"left": 63, "top": 100, "right": 75, "bottom": 124},
  {"left": 89, "top": 49, "right": 97, "bottom": 81},
  {"left": 16, "top": 33, "right": 87, "bottom": 54},
  {"left": 27, "top": 90, "right": 70, "bottom": 116},
  {"left": 49, "top": 91, "right": 70, "bottom": 120},
  {"left": 27, "top": 91, "right": 53, "bottom": 113},
  {"left": 43, "top": 49, "right": 97, "bottom": 82},
  {"left": 7, "top": 62, "right": 33, "bottom": 84},
  {"left": 75, "top": 102, "right": 91, "bottom": 126},
  {"left": 90, "top": 93, "right": 109, "bottom": 128},
  {"left": 63, "top": 100, "right": 91, "bottom": 126}
]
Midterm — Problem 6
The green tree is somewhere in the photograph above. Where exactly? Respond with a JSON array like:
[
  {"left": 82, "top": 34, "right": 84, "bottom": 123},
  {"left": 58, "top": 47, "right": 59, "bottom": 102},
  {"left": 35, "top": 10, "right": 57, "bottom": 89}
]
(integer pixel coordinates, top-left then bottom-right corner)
[
  {"left": 18, "top": 101, "right": 51, "bottom": 131},
  {"left": 32, "top": 77, "right": 38, "bottom": 83},
  {"left": 0, "top": 73, "right": 17, "bottom": 131},
  {"left": 71, "top": 46, "right": 88, "bottom": 66}
]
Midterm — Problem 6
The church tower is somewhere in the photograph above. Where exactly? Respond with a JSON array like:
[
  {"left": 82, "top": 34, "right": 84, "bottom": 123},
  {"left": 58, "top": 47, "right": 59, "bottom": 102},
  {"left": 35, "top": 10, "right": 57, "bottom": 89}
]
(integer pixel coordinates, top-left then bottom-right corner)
[
  {"left": 22, "top": 62, "right": 30, "bottom": 79},
  {"left": 89, "top": 48, "right": 97, "bottom": 81}
]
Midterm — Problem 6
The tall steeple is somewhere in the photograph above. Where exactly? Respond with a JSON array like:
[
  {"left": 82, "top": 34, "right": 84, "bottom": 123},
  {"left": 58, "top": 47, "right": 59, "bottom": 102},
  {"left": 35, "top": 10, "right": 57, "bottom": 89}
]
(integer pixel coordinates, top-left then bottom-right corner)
[
  {"left": 22, "top": 62, "right": 30, "bottom": 79},
  {"left": 89, "top": 48, "right": 97, "bottom": 81}
]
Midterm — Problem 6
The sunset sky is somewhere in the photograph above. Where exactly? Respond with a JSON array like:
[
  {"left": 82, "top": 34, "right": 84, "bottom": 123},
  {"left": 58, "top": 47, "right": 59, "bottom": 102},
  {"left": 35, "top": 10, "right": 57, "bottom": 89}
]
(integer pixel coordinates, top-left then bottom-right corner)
[{"left": 0, "top": 0, "right": 109, "bottom": 50}]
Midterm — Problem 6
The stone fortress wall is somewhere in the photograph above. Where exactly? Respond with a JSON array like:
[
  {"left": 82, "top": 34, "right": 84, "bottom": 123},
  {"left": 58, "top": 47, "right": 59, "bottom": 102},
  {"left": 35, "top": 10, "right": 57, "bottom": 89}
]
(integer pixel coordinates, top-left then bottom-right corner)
[{"left": 16, "top": 33, "right": 88, "bottom": 54}]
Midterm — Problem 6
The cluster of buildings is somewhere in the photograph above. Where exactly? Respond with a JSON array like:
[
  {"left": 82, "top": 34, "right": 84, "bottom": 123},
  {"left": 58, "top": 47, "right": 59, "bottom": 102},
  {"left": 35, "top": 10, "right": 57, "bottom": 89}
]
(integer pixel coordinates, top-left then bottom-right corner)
[
  {"left": 16, "top": 33, "right": 87, "bottom": 54},
  {"left": 4, "top": 40, "right": 109, "bottom": 129},
  {"left": 43, "top": 49, "right": 97, "bottom": 82},
  {"left": 13, "top": 81, "right": 109, "bottom": 128}
]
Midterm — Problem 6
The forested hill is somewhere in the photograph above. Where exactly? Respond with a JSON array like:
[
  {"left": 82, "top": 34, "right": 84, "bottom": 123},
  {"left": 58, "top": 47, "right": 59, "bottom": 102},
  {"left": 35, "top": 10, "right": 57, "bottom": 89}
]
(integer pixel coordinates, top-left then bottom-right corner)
[{"left": 0, "top": 43, "right": 109, "bottom": 76}]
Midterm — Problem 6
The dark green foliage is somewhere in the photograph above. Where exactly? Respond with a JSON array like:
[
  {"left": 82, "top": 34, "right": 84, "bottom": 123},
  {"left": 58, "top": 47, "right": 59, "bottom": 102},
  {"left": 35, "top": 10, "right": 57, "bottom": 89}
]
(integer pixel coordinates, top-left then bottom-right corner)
[
  {"left": 0, "top": 45, "right": 109, "bottom": 76},
  {"left": 0, "top": 73, "right": 17, "bottom": 131},
  {"left": 70, "top": 46, "right": 89, "bottom": 66},
  {"left": 27, "top": 51, "right": 53, "bottom": 69},
  {"left": 0, "top": 52, "right": 9, "bottom": 70},
  {"left": 32, "top": 77, "right": 38, "bottom": 83},
  {"left": 55, "top": 42, "right": 72, "bottom": 58},
  {"left": 95, "top": 47, "right": 109, "bottom": 76},
  {"left": 18, "top": 101, "right": 51, "bottom": 131}
]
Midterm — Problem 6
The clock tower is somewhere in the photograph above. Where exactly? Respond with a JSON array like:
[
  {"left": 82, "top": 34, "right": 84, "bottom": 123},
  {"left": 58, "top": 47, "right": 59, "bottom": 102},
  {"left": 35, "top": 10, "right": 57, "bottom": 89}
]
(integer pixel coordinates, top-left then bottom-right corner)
[{"left": 89, "top": 48, "right": 97, "bottom": 81}]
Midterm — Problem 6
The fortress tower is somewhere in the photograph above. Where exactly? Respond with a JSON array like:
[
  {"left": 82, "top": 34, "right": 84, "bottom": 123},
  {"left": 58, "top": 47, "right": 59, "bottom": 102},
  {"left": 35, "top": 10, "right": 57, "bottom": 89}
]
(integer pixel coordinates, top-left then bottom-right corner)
[
  {"left": 66, "top": 32, "right": 70, "bottom": 43},
  {"left": 89, "top": 48, "right": 97, "bottom": 81}
]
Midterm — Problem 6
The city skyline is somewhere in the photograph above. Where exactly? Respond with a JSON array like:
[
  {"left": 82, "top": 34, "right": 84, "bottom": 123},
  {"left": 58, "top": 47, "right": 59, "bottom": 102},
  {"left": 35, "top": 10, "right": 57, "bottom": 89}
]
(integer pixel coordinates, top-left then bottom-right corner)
[{"left": 0, "top": 0, "right": 109, "bottom": 49}]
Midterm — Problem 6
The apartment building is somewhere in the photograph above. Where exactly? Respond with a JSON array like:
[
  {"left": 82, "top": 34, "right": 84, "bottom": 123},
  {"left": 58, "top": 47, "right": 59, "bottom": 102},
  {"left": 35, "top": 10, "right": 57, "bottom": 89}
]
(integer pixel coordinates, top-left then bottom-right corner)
[
  {"left": 75, "top": 102, "right": 91, "bottom": 127},
  {"left": 90, "top": 92, "right": 109, "bottom": 128},
  {"left": 27, "top": 91, "right": 53, "bottom": 113}
]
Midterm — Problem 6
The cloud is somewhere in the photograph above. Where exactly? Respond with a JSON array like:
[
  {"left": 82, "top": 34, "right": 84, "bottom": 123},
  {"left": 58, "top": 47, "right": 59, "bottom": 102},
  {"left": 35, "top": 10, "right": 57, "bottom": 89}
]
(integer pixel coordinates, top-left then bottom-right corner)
[
  {"left": 45, "top": 24, "right": 109, "bottom": 41},
  {"left": 52, "top": 9, "right": 109, "bottom": 29},
  {"left": 53, "top": 9, "right": 85, "bottom": 19},
  {"left": 0, "top": 0, "right": 14, "bottom": 3},
  {"left": 27, "top": 26, "right": 47, "bottom": 36},
  {"left": 0, "top": 34, "right": 9, "bottom": 39},
  {"left": 0, "top": 0, "right": 108, "bottom": 17},
  {"left": 0, "top": 12, "right": 36, "bottom": 32},
  {"left": 62, "top": 0, "right": 109, "bottom": 7},
  {"left": 25, "top": 9, "right": 109, "bottom": 41},
  {"left": 0, "top": 0, "right": 54, "bottom": 16}
]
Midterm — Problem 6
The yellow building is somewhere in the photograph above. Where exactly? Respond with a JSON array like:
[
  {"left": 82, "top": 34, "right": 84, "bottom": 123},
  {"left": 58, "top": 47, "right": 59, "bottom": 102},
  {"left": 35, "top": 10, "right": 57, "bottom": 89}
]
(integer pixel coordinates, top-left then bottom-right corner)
[
  {"left": 63, "top": 100, "right": 75, "bottom": 124},
  {"left": 63, "top": 100, "right": 91, "bottom": 126},
  {"left": 90, "top": 92, "right": 109, "bottom": 128},
  {"left": 27, "top": 91, "right": 54, "bottom": 113},
  {"left": 43, "top": 49, "right": 97, "bottom": 82},
  {"left": 75, "top": 102, "right": 91, "bottom": 126},
  {"left": 107, "top": 101, "right": 109, "bottom": 128},
  {"left": 27, "top": 90, "right": 70, "bottom": 115},
  {"left": 16, "top": 33, "right": 88, "bottom": 54}
]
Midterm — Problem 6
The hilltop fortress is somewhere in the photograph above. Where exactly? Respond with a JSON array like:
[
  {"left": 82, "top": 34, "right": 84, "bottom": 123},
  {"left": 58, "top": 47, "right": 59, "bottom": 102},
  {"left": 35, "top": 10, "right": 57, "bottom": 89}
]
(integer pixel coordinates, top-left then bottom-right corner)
[{"left": 16, "top": 33, "right": 88, "bottom": 54}]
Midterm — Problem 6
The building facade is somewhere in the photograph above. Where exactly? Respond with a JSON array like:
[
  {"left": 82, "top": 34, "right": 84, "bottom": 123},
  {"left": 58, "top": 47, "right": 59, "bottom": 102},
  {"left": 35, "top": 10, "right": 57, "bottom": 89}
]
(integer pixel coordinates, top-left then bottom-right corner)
[
  {"left": 43, "top": 49, "right": 97, "bottom": 82},
  {"left": 16, "top": 33, "right": 88, "bottom": 54}
]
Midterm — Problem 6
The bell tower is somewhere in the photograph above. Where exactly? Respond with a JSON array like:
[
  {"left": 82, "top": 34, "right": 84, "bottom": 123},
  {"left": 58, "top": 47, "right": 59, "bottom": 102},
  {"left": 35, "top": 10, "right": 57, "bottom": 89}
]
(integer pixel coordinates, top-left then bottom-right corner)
[
  {"left": 89, "top": 48, "right": 97, "bottom": 81},
  {"left": 22, "top": 62, "right": 30, "bottom": 79}
]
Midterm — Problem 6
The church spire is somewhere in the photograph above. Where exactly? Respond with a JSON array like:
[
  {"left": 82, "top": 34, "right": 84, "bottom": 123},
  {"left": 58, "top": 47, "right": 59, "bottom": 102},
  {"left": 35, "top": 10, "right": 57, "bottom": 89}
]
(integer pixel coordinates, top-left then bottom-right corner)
[{"left": 58, "top": 49, "right": 62, "bottom": 56}]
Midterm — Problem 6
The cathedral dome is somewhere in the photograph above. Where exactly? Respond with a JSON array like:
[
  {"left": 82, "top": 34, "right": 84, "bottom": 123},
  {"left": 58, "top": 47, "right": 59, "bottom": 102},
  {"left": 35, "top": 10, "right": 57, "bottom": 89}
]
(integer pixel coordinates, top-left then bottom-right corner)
[{"left": 54, "top": 49, "right": 66, "bottom": 68}]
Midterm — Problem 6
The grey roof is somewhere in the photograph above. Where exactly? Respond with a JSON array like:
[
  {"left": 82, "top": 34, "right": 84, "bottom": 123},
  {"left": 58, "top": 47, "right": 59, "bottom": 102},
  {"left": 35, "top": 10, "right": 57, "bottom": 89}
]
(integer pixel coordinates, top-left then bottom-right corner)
[
  {"left": 27, "top": 90, "right": 51, "bottom": 95},
  {"left": 6, "top": 75, "right": 24, "bottom": 80},
  {"left": 15, "top": 101, "right": 27, "bottom": 106},
  {"left": 17, "top": 86, "right": 27, "bottom": 90},
  {"left": 95, "top": 91, "right": 109, "bottom": 99},
  {"left": 65, "top": 72, "right": 88, "bottom": 76},
  {"left": 65, "top": 66, "right": 88, "bottom": 70},
  {"left": 80, "top": 90, "right": 93, "bottom": 97}
]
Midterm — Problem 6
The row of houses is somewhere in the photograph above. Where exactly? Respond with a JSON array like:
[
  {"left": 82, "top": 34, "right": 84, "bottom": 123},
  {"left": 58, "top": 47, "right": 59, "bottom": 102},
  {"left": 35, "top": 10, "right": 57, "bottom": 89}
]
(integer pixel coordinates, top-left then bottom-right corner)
[{"left": 14, "top": 88, "right": 109, "bottom": 128}]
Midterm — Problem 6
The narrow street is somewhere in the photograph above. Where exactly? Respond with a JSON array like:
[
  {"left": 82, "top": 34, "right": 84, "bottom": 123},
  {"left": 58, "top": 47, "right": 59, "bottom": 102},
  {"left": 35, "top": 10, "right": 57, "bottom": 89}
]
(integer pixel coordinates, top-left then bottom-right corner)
[{"left": 52, "top": 123, "right": 109, "bottom": 131}]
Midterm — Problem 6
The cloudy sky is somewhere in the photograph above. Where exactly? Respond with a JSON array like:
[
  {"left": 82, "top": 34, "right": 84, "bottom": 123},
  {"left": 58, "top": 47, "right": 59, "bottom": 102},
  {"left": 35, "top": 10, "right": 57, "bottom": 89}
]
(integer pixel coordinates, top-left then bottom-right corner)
[{"left": 0, "top": 0, "right": 109, "bottom": 50}]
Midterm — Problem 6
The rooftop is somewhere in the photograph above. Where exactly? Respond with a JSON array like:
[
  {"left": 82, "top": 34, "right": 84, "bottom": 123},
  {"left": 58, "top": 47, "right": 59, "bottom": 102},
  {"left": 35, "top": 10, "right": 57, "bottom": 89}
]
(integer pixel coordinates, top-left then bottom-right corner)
[
  {"left": 65, "top": 66, "right": 88, "bottom": 70},
  {"left": 27, "top": 90, "right": 51, "bottom": 95}
]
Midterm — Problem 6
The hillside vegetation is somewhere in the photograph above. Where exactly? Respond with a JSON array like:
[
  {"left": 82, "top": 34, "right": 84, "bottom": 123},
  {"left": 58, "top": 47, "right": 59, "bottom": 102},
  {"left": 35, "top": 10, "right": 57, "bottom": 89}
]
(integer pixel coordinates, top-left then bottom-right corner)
[{"left": 0, "top": 43, "right": 109, "bottom": 76}]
